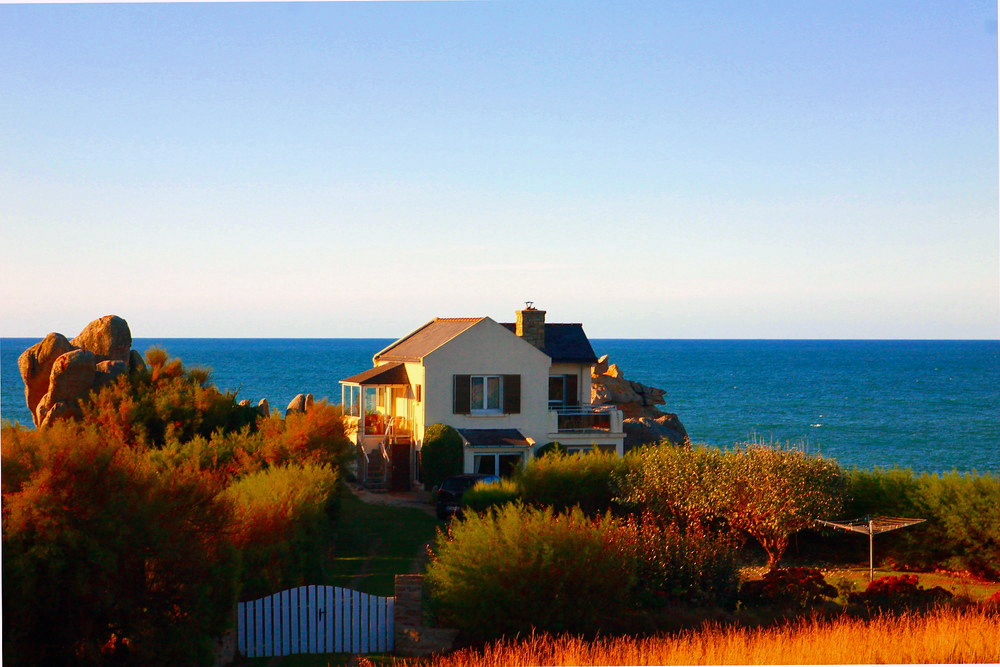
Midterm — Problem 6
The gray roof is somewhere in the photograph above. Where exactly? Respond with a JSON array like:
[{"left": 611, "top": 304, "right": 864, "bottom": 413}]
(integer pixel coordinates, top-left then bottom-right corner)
[
  {"left": 499, "top": 322, "right": 598, "bottom": 363},
  {"left": 341, "top": 362, "right": 410, "bottom": 385},
  {"left": 457, "top": 428, "right": 532, "bottom": 448},
  {"left": 375, "top": 318, "right": 484, "bottom": 362}
]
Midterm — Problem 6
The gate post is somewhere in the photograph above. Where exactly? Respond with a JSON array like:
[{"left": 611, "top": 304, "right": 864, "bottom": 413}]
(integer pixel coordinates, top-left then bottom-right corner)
[{"left": 393, "top": 575, "right": 458, "bottom": 657}]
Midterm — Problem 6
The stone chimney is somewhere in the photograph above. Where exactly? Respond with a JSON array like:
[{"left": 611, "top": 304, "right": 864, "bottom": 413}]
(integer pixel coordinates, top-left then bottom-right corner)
[{"left": 515, "top": 303, "right": 546, "bottom": 351}]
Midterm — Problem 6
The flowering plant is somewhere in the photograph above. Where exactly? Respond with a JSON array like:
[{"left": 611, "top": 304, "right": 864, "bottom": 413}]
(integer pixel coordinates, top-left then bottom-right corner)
[
  {"left": 848, "top": 574, "right": 952, "bottom": 610},
  {"left": 739, "top": 567, "right": 837, "bottom": 609}
]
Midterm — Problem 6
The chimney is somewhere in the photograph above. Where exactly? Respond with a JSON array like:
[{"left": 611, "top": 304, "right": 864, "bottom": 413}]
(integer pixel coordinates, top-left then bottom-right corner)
[{"left": 515, "top": 303, "right": 546, "bottom": 351}]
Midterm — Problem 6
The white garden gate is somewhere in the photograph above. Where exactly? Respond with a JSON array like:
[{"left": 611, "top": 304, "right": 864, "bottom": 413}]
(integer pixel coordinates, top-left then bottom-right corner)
[{"left": 237, "top": 585, "right": 394, "bottom": 658}]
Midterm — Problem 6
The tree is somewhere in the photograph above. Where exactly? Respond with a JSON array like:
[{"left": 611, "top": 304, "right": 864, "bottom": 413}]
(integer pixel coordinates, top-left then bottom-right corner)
[{"left": 718, "top": 444, "right": 847, "bottom": 567}]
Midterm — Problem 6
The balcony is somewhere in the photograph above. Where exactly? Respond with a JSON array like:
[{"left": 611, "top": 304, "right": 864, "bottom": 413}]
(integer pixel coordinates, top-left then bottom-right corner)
[{"left": 551, "top": 405, "right": 621, "bottom": 434}]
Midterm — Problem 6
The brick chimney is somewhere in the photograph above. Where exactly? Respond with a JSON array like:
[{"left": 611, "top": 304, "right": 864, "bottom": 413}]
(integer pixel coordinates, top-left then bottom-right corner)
[{"left": 515, "top": 303, "right": 546, "bottom": 351}]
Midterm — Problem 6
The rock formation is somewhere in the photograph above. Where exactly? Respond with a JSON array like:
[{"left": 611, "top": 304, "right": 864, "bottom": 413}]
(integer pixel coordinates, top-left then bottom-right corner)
[
  {"left": 286, "top": 393, "right": 314, "bottom": 416},
  {"left": 590, "top": 354, "right": 690, "bottom": 450},
  {"left": 18, "top": 315, "right": 140, "bottom": 427}
]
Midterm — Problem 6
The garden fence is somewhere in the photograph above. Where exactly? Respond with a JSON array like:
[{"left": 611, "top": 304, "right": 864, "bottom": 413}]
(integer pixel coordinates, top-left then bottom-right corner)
[{"left": 237, "top": 585, "right": 394, "bottom": 657}]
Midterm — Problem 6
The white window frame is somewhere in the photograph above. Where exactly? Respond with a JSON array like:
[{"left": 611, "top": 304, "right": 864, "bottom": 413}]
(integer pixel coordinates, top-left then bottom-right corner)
[{"left": 470, "top": 375, "right": 503, "bottom": 414}]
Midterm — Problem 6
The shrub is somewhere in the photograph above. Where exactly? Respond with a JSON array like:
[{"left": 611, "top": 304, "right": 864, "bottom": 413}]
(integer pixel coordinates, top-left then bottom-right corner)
[
  {"left": 223, "top": 463, "right": 339, "bottom": 598},
  {"left": 421, "top": 424, "right": 464, "bottom": 490},
  {"left": 517, "top": 448, "right": 630, "bottom": 516},
  {"left": 846, "top": 468, "right": 1000, "bottom": 578},
  {"left": 2, "top": 422, "right": 239, "bottom": 666},
  {"left": 623, "top": 514, "right": 741, "bottom": 609},
  {"left": 847, "top": 574, "right": 953, "bottom": 612},
  {"left": 534, "top": 441, "right": 567, "bottom": 457},
  {"left": 82, "top": 347, "right": 260, "bottom": 448},
  {"left": 425, "top": 504, "right": 636, "bottom": 638},
  {"left": 739, "top": 567, "right": 838, "bottom": 610},
  {"left": 461, "top": 479, "right": 521, "bottom": 514}
]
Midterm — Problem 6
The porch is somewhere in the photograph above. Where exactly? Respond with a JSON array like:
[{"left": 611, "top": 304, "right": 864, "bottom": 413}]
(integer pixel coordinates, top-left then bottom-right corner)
[{"left": 341, "top": 363, "right": 417, "bottom": 492}]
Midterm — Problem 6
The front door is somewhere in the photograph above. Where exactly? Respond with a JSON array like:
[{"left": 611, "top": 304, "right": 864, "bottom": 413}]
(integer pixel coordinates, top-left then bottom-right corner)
[{"left": 389, "top": 442, "right": 411, "bottom": 492}]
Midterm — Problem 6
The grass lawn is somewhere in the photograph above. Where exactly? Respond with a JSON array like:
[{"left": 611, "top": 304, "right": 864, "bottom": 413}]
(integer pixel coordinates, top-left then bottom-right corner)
[{"left": 326, "top": 489, "right": 442, "bottom": 597}]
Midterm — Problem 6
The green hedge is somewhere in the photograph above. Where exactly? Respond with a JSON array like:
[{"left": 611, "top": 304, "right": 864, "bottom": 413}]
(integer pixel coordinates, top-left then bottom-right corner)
[
  {"left": 421, "top": 424, "right": 464, "bottom": 490},
  {"left": 843, "top": 468, "right": 1000, "bottom": 578},
  {"left": 517, "top": 448, "right": 631, "bottom": 516},
  {"left": 460, "top": 479, "right": 521, "bottom": 514}
]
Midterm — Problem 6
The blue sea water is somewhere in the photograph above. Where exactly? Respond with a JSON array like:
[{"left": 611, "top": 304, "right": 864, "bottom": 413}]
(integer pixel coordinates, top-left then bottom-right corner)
[{"left": 2, "top": 338, "right": 997, "bottom": 473}]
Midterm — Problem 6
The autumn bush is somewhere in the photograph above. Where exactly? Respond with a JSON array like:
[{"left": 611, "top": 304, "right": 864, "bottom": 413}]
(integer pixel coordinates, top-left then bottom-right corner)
[
  {"left": 2, "top": 422, "right": 239, "bottom": 666},
  {"left": 847, "top": 574, "right": 953, "bottom": 612},
  {"left": 622, "top": 513, "right": 741, "bottom": 610},
  {"left": 2, "top": 348, "right": 351, "bottom": 665},
  {"left": 224, "top": 463, "right": 340, "bottom": 598}
]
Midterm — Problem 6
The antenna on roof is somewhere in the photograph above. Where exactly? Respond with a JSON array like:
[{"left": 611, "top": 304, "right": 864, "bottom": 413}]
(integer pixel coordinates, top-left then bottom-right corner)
[{"left": 525, "top": 301, "right": 534, "bottom": 310}]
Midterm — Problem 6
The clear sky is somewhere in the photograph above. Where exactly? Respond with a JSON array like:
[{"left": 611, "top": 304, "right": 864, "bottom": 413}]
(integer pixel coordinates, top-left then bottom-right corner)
[{"left": 1, "top": 0, "right": 997, "bottom": 339}]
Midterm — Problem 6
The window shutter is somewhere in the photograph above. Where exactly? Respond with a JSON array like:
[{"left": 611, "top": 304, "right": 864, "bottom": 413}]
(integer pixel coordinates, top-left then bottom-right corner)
[
  {"left": 566, "top": 374, "right": 579, "bottom": 407},
  {"left": 453, "top": 375, "right": 471, "bottom": 414},
  {"left": 502, "top": 374, "right": 521, "bottom": 414}
]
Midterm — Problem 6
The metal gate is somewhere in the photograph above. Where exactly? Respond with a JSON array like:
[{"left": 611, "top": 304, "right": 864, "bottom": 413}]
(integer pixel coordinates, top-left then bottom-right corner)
[{"left": 237, "top": 585, "right": 394, "bottom": 657}]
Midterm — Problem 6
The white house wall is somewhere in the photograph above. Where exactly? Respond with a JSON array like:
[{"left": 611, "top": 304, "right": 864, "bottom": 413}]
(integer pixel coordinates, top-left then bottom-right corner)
[{"left": 421, "top": 317, "right": 552, "bottom": 448}]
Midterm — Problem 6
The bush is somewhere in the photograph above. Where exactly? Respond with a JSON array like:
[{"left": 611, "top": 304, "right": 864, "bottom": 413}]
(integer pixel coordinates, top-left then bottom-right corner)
[
  {"left": 534, "top": 441, "right": 567, "bottom": 457},
  {"left": 421, "top": 424, "right": 464, "bottom": 491},
  {"left": 425, "top": 504, "right": 636, "bottom": 638},
  {"left": 223, "top": 463, "right": 339, "bottom": 598},
  {"left": 847, "top": 575, "right": 953, "bottom": 612},
  {"left": 846, "top": 468, "right": 1000, "bottom": 578},
  {"left": 2, "top": 422, "right": 239, "bottom": 666},
  {"left": 739, "top": 567, "right": 838, "bottom": 610},
  {"left": 461, "top": 479, "right": 521, "bottom": 514},
  {"left": 623, "top": 514, "right": 741, "bottom": 609},
  {"left": 517, "top": 449, "right": 630, "bottom": 516}
]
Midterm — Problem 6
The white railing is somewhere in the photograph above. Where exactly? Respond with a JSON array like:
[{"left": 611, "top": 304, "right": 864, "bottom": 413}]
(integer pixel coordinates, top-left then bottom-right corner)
[{"left": 238, "top": 585, "right": 394, "bottom": 657}]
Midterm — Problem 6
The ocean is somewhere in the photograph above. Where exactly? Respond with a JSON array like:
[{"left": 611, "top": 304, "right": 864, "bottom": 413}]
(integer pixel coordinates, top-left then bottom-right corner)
[{"left": 2, "top": 338, "right": 997, "bottom": 474}]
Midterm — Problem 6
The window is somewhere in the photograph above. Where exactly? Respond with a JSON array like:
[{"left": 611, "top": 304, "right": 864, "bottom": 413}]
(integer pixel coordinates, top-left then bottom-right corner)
[
  {"left": 473, "top": 452, "right": 523, "bottom": 478},
  {"left": 471, "top": 375, "right": 502, "bottom": 413},
  {"left": 454, "top": 374, "right": 520, "bottom": 414},
  {"left": 548, "top": 374, "right": 579, "bottom": 410}
]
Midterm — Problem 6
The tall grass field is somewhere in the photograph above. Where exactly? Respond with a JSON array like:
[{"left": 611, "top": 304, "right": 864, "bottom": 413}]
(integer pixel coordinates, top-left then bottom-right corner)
[{"left": 410, "top": 607, "right": 999, "bottom": 666}]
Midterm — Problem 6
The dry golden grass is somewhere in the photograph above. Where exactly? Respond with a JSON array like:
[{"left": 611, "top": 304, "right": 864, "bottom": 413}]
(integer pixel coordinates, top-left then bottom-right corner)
[{"left": 412, "top": 607, "right": 1000, "bottom": 666}]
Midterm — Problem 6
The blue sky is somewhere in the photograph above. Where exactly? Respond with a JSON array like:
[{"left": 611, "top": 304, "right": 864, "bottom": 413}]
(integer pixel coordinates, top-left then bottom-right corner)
[{"left": 1, "top": 1, "right": 997, "bottom": 338}]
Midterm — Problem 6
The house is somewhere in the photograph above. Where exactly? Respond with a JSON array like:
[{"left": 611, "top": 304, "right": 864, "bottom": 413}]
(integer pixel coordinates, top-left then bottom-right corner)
[{"left": 340, "top": 305, "right": 625, "bottom": 490}]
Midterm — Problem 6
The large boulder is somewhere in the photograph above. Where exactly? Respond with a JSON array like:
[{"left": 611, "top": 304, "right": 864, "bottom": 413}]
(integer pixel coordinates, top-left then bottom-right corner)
[
  {"left": 18, "top": 315, "right": 141, "bottom": 427},
  {"left": 623, "top": 414, "right": 690, "bottom": 452},
  {"left": 71, "top": 315, "right": 132, "bottom": 363},
  {"left": 591, "top": 355, "right": 690, "bottom": 449},
  {"left": 18, "top": 332, "right": 75, "bottom": 418}
]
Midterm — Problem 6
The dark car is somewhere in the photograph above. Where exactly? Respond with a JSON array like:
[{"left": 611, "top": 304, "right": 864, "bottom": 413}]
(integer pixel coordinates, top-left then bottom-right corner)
[{"left": 435, "top": 474, "right": 501, "bottom": 520}]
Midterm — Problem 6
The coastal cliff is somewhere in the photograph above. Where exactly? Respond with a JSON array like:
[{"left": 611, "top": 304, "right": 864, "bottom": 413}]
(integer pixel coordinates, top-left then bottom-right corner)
[{"left": 590, "top": 354, "right": 690, "bottom": 450}]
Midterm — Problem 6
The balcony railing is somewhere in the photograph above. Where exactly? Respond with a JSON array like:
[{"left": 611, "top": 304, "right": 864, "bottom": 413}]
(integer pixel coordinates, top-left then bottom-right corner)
[{"left": 555, "top": 405, "right": 614, "bottom": 433}]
